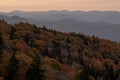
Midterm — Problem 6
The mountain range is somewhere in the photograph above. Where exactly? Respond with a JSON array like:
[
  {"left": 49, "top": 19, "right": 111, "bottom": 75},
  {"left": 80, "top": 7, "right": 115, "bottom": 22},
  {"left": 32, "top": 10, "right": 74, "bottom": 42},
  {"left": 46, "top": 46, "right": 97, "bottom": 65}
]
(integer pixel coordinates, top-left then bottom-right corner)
[{"left": 0, "top": 10, "right": 120, "bottom": 41}]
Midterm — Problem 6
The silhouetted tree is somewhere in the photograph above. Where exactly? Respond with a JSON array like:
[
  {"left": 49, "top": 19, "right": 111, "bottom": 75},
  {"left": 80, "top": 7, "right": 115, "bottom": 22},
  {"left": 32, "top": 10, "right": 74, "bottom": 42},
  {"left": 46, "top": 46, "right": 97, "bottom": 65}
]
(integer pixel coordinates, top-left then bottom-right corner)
[
  {"left": 26, "top": 55, "right": 45, "bottom": 80},
  {"left": 24, "top": 33, "right": 30, "bottom": 44},
  {"left": 10, "top": 26, "right": 16, "bottom": 40},
  {"left": 33, "top": 25, "right": 39, "bottom": 34},
  {"left": 42, "top": 25, "right": 47, "bottom": 31},
  {"left": 66, "top": 37, "right": 71, "bottom": 44},
  {"left": 5, "top": 53, "right": 19, "bottom": 80},
  {"left": 67, "top": 44, "right": 72, "bottom": 66},
  {"left": 67, "top": 53, "right": 72, "bottom": 66},
  {"left": 42, "top": 46, "right": 49, "bottom": 57},
  {"left": 0, "top": 31, "right": 3, "bottom": 50},
  {"left": 53, "top": 30, "right": 57, "bottom": 36},
  {"left": 92, "top": 35, "right": 99, "bottom": 44},
  {"left": 79, "top": 66, "right": 95, "bottom": 80},
  {"left": 78, "top": 50, "right": 84, "bottom": 65},
  {"left": 104, "top": 62, "right": 116, "bottom": 80}
]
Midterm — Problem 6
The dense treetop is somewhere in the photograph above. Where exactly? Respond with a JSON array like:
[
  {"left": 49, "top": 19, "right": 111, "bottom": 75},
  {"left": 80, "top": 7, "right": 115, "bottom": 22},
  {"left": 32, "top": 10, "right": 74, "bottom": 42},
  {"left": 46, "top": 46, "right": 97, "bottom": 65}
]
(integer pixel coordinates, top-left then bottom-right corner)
[{"left": 0, "top": 20, "right": 120, "bottom": 80}]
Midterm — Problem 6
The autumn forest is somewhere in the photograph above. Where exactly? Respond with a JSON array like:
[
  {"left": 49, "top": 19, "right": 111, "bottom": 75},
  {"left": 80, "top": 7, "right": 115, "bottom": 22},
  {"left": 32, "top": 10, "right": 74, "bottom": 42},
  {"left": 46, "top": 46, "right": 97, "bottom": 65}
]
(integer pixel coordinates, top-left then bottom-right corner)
[{"left": 0, "top": 20, "right": 120, "bottom": 80}]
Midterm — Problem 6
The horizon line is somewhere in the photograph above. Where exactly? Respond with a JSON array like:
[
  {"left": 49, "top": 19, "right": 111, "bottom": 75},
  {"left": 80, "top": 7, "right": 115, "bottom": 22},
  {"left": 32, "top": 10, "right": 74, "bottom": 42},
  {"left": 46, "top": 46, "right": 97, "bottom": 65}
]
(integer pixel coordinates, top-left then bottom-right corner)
[{"left": 1, "top": 9, "right": 120, "bottom": 13}]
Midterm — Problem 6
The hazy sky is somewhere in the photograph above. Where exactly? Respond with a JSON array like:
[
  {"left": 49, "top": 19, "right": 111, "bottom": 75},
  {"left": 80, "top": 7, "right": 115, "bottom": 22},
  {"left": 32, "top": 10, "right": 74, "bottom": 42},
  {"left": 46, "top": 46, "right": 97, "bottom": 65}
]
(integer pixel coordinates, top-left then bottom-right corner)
[{"left": 0, "top": 0, "right": 120, "bottom": 12}]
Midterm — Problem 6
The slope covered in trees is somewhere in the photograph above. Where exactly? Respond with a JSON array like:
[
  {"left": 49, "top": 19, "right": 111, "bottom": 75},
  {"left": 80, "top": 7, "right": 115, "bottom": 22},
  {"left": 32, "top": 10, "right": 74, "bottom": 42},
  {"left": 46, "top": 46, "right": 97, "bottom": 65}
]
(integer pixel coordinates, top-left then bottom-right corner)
[{"left": 0, "top": 20, "right": 120, "bottom": 80}]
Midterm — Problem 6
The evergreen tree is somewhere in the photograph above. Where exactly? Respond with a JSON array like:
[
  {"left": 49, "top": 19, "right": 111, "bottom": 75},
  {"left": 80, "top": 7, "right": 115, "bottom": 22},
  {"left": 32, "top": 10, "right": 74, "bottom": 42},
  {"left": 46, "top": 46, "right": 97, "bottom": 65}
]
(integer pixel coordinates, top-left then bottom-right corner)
[
  {"left": 42, "top": 25, "right": 47, "bottom": 31},
  {"left": 33, "top": 25, "right": 39, "bottom": 34},
  {"left": 79, "top": 66, "right": 95, "bottom": 80},
  {"left": 92, "top": 35, "right": 99, "bottom": 44},
  {"left": 53, "top": 30, "right": 57, "bottom": 36},
  {"left": 42, "top": 46, "right": 49, "bottom": 57},
  {"left": 66, "top": 37, "right": 71, "bottom": 44},
  {"left": 104, "top": 62, "right": 116, "bottom": 80},
  {"left": 67, "top": 44, "right": 72, "bottom": 66},
  {"left": 67, "top": 53, "right": 72, "bottom": 66},
  {"left": 10, "top": 26, "right": 16, "bottom": 40},
  {"left": 24, "top": 33, "right": 30, "bottom": 44},
  {"left": 5, "top": 54, "right": 19, "bottom": 80},
  {"left": 26, "top": 55, "right": 45, "bottom": 80},
  {"left": 50, "top": 41, "right": 59, "bottom": 58},
  {"left": 0, "top": 31, "right": 3, "bottom": 50},
  {"left": 77, "top": 50, "right": 84, "bottom": 65}
]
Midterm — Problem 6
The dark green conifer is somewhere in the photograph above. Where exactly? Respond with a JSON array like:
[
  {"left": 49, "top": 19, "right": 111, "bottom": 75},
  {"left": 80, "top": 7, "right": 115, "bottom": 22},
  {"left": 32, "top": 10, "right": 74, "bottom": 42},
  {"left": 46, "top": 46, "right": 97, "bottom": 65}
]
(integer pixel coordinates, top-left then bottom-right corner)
[
  {"left": 26, "top": 55, "right": 45, "bottom": 80},
  {"left": 10, "top": 26, "right": 16, "bottom": 40},
  {"left": 0, "top": 31, "right": 3, "bottom": 50},
  {"left": 5, "top": 53, "right": 19, "bottom": 80}
]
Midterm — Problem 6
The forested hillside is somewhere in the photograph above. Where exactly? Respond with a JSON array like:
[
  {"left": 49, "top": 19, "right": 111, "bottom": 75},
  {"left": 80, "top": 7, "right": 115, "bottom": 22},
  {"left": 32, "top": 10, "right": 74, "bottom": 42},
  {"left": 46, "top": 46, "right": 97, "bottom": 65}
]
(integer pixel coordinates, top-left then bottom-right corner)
[{"left": 0, "top": 20, "right": 120, "bottom": 80}]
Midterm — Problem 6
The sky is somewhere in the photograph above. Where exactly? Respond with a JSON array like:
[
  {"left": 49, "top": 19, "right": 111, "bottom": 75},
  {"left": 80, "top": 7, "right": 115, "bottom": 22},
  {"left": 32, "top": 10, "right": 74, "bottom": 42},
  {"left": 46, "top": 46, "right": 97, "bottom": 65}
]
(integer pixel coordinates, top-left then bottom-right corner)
[{"left": 0, "top": 0, "right": 120, "bottom": 12}]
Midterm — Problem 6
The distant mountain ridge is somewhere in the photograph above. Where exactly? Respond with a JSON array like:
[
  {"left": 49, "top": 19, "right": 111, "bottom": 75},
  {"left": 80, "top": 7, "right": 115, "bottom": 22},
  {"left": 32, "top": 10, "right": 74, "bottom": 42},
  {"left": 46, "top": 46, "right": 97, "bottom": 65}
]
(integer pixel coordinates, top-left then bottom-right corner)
[
  {"left": 2, "top": 10, "right": 120, "bottom": 24},
  {"left": 0, "top": 10, "right": 120, "bottom": 41}
]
